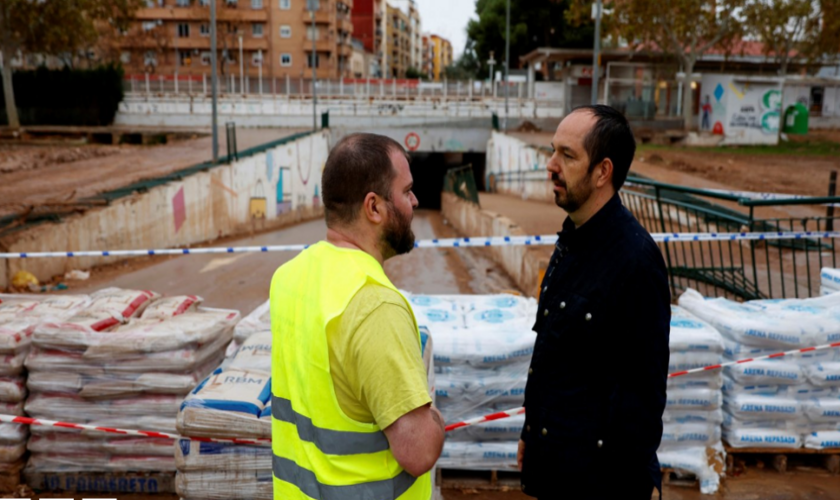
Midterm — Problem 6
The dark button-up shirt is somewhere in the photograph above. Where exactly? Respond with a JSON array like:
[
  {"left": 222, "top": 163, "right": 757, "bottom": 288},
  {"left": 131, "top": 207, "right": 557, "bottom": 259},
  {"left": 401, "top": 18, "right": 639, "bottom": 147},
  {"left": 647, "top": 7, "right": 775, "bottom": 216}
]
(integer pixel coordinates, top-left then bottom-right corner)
[{"left": 521, "top": 194, "right": 671, "bottom": 498}]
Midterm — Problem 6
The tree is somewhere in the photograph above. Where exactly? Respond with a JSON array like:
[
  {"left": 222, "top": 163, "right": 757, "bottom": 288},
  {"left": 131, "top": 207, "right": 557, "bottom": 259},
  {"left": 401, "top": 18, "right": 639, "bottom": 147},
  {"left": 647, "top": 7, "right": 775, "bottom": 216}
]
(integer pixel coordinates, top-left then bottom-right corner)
[
  {"left": 0, "top": 0, "right": 140, "bottom": 129},
  {"left": 467, "top": 0, "right": 594, "bottom": 79},
  {"left": 406, "top": 67, "right": 426, "bottom": 79},
  {"left": 742, "top": 0, "right": 840, "bottom": 75},
  {"left": 568, "top": 0, "right": 743, "bottom": 130}
]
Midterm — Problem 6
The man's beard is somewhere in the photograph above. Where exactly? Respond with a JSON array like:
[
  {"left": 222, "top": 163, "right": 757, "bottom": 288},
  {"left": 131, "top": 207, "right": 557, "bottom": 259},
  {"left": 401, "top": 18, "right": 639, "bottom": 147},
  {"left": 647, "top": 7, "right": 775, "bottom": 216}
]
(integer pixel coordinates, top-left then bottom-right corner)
[
  {"left": 381, "top": 202, "right": 415, "bottom": 259},
  {"left": 553, "top": 173, "right": 593, "bottom": 213}
]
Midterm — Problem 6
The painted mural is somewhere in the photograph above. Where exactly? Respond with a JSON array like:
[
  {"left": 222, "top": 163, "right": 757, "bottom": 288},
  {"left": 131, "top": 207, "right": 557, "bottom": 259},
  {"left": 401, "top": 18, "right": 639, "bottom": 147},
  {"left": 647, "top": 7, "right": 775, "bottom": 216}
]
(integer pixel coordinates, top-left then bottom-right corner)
[{"left": 699, "top": 75, "right": 783, "bottom": 146}]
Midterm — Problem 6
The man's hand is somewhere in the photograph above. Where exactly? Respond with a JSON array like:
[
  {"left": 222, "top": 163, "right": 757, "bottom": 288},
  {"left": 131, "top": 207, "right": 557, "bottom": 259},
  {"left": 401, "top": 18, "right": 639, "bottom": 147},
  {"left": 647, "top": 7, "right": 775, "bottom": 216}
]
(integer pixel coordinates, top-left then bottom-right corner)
[{"left": 517, "top": 439, "right": 525, "bottom": 471}]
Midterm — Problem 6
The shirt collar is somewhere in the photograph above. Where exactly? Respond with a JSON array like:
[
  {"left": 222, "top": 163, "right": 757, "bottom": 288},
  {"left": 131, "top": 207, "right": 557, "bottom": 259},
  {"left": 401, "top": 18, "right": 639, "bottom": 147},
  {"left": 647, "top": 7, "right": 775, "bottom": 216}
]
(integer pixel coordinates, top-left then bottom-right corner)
[{"left": 557, "top": 193, "right": 624, "bottom": 248}]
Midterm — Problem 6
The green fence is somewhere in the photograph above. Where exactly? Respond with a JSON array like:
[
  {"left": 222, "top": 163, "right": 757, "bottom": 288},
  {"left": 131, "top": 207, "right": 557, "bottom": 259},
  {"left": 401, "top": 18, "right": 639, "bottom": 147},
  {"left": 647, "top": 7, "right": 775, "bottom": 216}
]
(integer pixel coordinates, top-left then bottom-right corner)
[
  {"left": 444, "top": 165, "right": 481, "bottom": 206},
  {"left": 621, "top": 176, "right": 840, "bottom": 300}
]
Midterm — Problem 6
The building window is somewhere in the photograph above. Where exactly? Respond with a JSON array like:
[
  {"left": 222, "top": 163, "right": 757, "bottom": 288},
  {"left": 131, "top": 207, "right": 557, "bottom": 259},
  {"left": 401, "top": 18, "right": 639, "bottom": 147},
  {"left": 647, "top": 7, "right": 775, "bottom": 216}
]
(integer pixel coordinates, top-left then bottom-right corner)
[
  {"left": 120, "top": 51, "right": 131, "bottom": 64},
  {"left": 226, "top": 0, "right": 238, "bottom": 6},
  {"left": 201, "top": 51, "right": 212, "bottom": 65},
  {"left": 252, "top": 52, "right": 264, "bottom": 66},
  {"left": 176, "top": 0, "right": 191, "bottom": 6},
  {"left": 280, "top": 53, "right": 292, "bottom": 66},
  {"left": 252, "top": 0, "right": 263, "bottom": 8},
  {"left": 144, "top": 50, "right": 158, "bottom": 67},
  {"left": 252, "top": 23, "right": 264, "bottom": 37},
  {"left": 142, "top": 21, "right": 157, "bottom": 31},
  {"left": 279, "top": 0, "right": 291, "bottom": 9},
  {"left": 307, "top": 52, "right": 320, "bottom": 68},
  {"left": 200, "top": 23, "right": 210, "bottom": 36},
  {"left": 199, "top": 0, "right": 209, "bottom": 5},
  {"left": 280, "top": 25, "right": 292, "bottom": 38},
  {"left": 177, "top": 23, "right": 190, "bottom": 37},
  {"left": 178, "top": 50, "right": 191, "bottom": 66}
]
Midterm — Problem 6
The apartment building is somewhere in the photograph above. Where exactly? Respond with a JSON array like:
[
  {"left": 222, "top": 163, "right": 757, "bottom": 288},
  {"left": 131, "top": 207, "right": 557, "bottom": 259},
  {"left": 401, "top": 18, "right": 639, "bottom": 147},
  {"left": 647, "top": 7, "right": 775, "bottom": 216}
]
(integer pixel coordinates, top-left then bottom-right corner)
[
  {"left": 429, "top": 34, "right": 452, "bottom": 81},
  {"left": 421, "top": 34, "right": 434, "bottom": 79},
  {"left": 390, "top": 0, "right": 421, "bottom": 71},
  {"left": 351, "top": 0, "right": 419, "bottom": 78},
  {"left": 118, "top": 0, "right": 354, "bottom": 80}
]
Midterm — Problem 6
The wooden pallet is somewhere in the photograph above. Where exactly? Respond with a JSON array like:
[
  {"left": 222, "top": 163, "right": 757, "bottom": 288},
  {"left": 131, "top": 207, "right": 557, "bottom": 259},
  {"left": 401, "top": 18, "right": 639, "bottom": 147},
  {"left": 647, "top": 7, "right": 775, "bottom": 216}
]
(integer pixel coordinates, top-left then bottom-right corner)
[
  {"left": 724, "top": 444, "right": 840, "bottom": 475},
  {"left": 25, "top": 470, "right": 175, "bottom": 494},
  {"left": 436, "top": 468, "right": 522, "bottom": 491}
]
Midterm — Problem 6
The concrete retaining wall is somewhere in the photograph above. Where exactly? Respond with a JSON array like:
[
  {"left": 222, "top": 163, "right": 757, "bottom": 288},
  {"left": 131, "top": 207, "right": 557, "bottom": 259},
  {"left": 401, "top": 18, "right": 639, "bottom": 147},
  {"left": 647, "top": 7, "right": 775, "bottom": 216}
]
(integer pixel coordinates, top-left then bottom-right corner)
[
  {"left": 486, "top": 131, "right": 553, "bottom": 203},
  {"left": 441, "top": 192, "right": 548, "bottom": 298},
  {"left": 1, "top": 131, "right": 330, "bottom": 288}
]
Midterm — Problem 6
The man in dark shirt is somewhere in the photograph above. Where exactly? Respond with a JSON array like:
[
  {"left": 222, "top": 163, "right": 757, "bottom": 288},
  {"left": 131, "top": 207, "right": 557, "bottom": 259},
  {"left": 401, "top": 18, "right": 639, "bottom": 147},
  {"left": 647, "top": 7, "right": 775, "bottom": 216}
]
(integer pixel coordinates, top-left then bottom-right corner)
[{"left": 518, "top": 105, "right": 671, "bottom": 499}]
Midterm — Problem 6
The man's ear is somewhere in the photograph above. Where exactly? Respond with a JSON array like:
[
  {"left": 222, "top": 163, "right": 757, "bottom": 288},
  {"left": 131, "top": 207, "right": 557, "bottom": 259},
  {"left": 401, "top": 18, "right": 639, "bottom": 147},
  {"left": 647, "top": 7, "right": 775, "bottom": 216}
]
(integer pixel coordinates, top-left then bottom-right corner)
[
  {"left": 595, "top": 158, "right": 614, "bottom": 189},
  {"left": 362, "top": 192, "right": 385, "bottom": 224}
]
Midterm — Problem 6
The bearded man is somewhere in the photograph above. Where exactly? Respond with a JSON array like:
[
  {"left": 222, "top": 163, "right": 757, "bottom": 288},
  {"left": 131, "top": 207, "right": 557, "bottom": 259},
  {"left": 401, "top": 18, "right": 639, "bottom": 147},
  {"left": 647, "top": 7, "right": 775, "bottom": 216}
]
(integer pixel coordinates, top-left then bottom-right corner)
[
  {"left": 518, "top": 106, "right": 671, "bottom": 500},
  {"left": 270, "top": 133, "right": 444, "bottom": 500}
]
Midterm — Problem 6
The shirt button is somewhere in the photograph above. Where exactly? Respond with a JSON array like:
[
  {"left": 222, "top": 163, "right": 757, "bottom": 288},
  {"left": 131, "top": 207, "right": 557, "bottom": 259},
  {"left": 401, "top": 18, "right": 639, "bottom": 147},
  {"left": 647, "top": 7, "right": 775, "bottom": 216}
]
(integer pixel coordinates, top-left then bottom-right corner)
[
  {"left": 560, "top": 301, "right": 566, "bottom": 309},
  {"left": 543, "top": 286, "right": 547, "bottom": 293},
  {"left": 528, "top": 368, "right": 533, "bottom": 375},
  {"left": 543, "top": 309, "right": 549, "bottom": 317},
  {"left": 526, "top": 425, "right": 531, "bottom": 432},
  {"left": 597, "top": 439, "right": 604, "bottom": 448},
  {"left": 541, "top": 428, "right": 548, "bottom": 436},
  {"left": 585, "top": 313, "right": 592, "bottom": 321}
]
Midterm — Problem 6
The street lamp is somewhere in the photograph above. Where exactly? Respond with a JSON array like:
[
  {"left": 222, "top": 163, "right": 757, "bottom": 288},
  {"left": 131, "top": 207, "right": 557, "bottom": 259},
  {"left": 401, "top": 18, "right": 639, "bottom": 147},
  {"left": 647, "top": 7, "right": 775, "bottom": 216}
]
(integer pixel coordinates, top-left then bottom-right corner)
[
  {"left": 238, "top": 33, "right": 244, "bottom": 94},
  {"left": 210, "top": 0, "right": 219, "bottom": 163},
  {"left": 307, "top": 0, "right": 319, "bottom": 131},
  {"left": 487, "top": 50, "right": 496, "bottom": 84},
  {"left": 504, "top": 0, "right": 510, "bottom": 131},
  {"left": 591, "top": 0, "right": 602, "bottom": 105}
]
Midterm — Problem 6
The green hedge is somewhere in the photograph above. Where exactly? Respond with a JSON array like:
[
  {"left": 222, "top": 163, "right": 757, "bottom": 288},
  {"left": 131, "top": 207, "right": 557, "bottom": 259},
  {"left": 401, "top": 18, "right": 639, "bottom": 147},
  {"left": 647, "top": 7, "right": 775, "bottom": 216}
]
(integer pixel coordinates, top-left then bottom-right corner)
[{"left": 0, "top": 65, "right": 124, "bottom": 126}]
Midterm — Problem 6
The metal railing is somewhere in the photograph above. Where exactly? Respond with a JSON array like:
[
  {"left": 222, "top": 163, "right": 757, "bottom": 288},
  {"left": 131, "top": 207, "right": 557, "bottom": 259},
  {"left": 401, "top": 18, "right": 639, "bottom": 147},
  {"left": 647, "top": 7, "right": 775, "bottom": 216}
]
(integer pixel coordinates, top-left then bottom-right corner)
[
  {"left": 621, "top": 176, "right": 840, "bottom": 300},
  {"left": 444, "top": 165, "right": 480, "bottom": 206},
  {"left": 123, "top": 74, "right": 533, "bottom": 101}
]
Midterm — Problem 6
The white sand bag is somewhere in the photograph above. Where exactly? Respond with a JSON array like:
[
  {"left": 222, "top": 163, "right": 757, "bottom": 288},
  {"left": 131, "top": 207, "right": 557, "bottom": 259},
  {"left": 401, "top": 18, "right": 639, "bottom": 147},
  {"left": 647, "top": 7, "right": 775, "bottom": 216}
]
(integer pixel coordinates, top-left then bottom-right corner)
[
  {"left": 21, "top": 295, "right": 89, "bottom": 319},
  {"left": 407, "top": 295, "right": 465, "bottom": 330},
  {"left": 662, "top": 409, "right": 724, "bottom": 425},
  {"left": 0, "top": 377, "right": 26, "bottom": 403},
  {"left": 0, "top": 402, "right": 23, "bottom": 416},
  {"left": 669, "top": 306, "right": 725, "bottom": 353},
  {"left": 177, "top": 369, "right": 272, "bottom": 439},
  {"left": 176, "top": 469, "right": 273, "bottom": 500},
  {"left": 666, "top": 388, "right": 723, "bottom": 411},
  {"left": 0, "top": 319, "right": 35, "bottom": 355},
  {"left": 725, "top": 393, "right": 802, "bottom": 421},
  {"left": 438, "top": 441, "right": 518, "bottom": 470},
  {"left": 0, "top": 352, "right": 25, "bottom": 377},
  {"left": 667, "top": 370, "right": 723, "bottom": 389},
  {"left": 83, "top": 308, "right": 239, "bottom": 358},
  {"left": 659, "top": 422, "right": 721, "bottom": 448},
  {"left": 32, "top": 310, "right": 124, "bottom": 350},
  {"left": 432, "top": 318, "right": 535, "bottom": 368},
  {"left": 804, "top": 430, "right": 840, "bottom": 449},
  {"left": 447, "top": 413, "right": 524, "bottom": 443},
  {"left": 234, "top": 300, "right": 271, "bottom": 344},
  {"left": 657, "top": 446, "right": 722, "bottom": 494},
  {"left": 801, "top": 397, "right": 840, "bottom": 424},
  {"left": 229, "top": 330, "right": 271, "bottom": 374},
  {"left": 175, "top": 438, "right": 272, "bottom": 471},
  {"left": 820, "top": 268, "right": 840, "bottom": 293},
  {"left": 804, "top": 362, "right": 840, "bottom": 388},
  {"left": 140, "top": 295, "right": 203, "bottom": 319},
  {"left": 87, "top": 287, "right": 159, "bottom": 319},
  {"left": 25, "top": 393, "right": 182, "bottom": 421},
  {"left": 724, "top": 427, "right": 801, "bottom": 448},
  {"left": 726, "top": 359, "right": 805, "bottom": 386},
  {"left": 0, "top": 424, "right": 26, "bottom": 446},
  {"left": 668, "top": 351, "right": 722, "bottom": 373}
]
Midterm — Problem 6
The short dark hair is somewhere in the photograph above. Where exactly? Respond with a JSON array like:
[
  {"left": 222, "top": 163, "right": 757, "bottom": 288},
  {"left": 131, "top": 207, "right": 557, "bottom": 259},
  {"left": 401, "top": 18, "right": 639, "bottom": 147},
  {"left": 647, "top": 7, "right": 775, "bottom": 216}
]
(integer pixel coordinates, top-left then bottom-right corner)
[
  {"left": 571, "top": 104, "right": 636, "bottom": 190},
  {"left": 321, "top": 133, "right": 409, "bottom": 226}
]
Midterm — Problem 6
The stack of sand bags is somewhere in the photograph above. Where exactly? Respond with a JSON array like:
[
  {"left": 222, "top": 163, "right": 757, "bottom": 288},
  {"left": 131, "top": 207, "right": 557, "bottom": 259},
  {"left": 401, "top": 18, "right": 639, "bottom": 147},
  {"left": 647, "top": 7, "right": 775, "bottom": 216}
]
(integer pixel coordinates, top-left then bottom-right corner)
[
  {"left": 22, "top": 288, "right": 237, "bottom": 482},
  {"left": 0, "top": 294, "right": 89, "bottom": 490},
  {"left": 407, "top": 293, "right": 537, "bottom": 471},
  {"left": 657, "top": 306, "right": 726, "bottom": 494},
  {"left": 176, "top": 299, "right": 436, "bottom": 500},
  {"left": 679, "top": 288, "right": 840, "bottom": 454},
  {"left": 822, "top": 268, "right": 840, "bottom": 296}
]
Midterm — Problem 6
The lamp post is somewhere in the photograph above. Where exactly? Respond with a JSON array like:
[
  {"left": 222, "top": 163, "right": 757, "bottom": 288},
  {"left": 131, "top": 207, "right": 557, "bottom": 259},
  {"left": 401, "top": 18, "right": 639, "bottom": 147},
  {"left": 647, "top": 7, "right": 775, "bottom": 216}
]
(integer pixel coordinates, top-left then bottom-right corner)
[
  {"left": 308, "top": 0, "right": 319, "bottom": 131},
  {"left": 503, "top": 0, "right": 510, "bottom": 131},
  {"left": 210, "top": 0, "right": 219, "bottom": 163},
  {"left": 258, "top": 49, "right": 263, "bottom": 95},
  {"left": 487, "top": 50, "right": 496, "bottom": 85},
  {"left": 591, "top": 0, "right": 602, "bottom": 105},
  {"left": 238, "top": 33, "right": 244, "bottom": 94}
]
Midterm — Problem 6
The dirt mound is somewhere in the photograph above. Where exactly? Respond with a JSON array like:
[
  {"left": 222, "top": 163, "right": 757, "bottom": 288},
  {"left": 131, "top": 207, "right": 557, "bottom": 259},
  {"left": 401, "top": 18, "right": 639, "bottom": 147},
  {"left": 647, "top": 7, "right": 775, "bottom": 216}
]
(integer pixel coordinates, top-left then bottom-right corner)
[
  {"left": 515, "top": 121, "right": 541, "bottom": 133},
  {"left": 0, "top": 144, "right": 126, "bottom": 174}
]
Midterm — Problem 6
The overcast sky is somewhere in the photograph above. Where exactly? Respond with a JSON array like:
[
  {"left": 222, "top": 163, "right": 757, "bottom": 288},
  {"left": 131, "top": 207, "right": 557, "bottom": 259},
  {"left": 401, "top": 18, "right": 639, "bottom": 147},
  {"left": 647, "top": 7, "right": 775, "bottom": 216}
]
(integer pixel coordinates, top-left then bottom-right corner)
[{"left": 417, "top": 0, "right": 477, "bottom": 58}]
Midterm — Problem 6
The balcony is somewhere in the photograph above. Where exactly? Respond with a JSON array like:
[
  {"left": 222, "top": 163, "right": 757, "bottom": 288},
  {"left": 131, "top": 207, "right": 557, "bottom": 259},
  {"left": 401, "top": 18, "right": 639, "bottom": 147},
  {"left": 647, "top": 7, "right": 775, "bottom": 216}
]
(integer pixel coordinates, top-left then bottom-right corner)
[
  {"left": 135, "top": 6, "right": 267, "bottom": 22},
  {"left": 303, "top": 35, "right": 334, "bottom": 53},
  {"left": 302, "top": 9, "right": 331, "bottom": 23}
]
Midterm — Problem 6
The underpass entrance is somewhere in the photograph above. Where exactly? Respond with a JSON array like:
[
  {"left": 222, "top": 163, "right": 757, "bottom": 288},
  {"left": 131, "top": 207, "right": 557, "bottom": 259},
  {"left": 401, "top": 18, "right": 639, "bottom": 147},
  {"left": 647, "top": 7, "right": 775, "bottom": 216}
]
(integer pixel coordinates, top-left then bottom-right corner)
[{"left": 408, "top": 153, "right": 485, "bottom": 209}]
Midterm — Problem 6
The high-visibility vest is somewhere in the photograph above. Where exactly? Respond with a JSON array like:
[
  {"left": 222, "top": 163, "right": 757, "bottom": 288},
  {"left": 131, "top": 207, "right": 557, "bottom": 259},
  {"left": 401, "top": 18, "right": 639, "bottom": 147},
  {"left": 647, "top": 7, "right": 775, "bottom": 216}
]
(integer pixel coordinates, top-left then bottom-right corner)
[{"left": 270, "top": 241, "right": 432, "bottom": 500}]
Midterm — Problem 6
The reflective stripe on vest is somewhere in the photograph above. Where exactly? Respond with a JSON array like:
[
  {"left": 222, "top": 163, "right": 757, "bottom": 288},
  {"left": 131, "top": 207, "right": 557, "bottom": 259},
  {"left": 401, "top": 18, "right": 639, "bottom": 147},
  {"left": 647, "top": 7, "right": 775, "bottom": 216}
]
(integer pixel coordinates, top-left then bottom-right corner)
[
  {"left": 273, "top": 455, "right": 418, "bottom": 500},
  {"left": 272, "top": 394, "right": 390, "bottom": 455}
]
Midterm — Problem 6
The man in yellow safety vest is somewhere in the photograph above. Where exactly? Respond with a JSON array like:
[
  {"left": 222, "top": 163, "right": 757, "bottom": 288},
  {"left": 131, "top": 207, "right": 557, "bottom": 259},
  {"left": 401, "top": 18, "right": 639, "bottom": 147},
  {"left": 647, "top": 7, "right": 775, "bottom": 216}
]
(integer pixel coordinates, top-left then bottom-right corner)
[{"left": 270, "top": 133, "right": 444, "bottom": 500}]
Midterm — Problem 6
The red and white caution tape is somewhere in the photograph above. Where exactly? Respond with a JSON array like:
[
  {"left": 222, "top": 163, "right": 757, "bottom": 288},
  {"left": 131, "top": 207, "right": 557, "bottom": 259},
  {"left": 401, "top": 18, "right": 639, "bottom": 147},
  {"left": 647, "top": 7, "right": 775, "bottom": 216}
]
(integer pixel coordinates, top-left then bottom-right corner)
[
  {"left": 0, "top": 414, "right": 271, "bottom": 446},
  {"left": 2, "top": 231, "right": 840, "bottom": 259},
  {"left": 2, "top": 341, "right": 839, "bottom": 439}
]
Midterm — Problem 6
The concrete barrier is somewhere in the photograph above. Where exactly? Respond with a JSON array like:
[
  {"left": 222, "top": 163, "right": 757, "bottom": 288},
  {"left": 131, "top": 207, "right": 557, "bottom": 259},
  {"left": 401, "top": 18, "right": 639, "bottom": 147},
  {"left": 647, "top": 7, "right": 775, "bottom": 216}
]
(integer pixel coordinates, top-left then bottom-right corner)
[
  {"left": 486, "top": 131, "right": 553, "bottom": 203},
  {"left": 0, "top": 131, "right": 330, "bottom": 288},
  {"left": 441, "top": 192, "right": 549, "bottom": 298}
]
